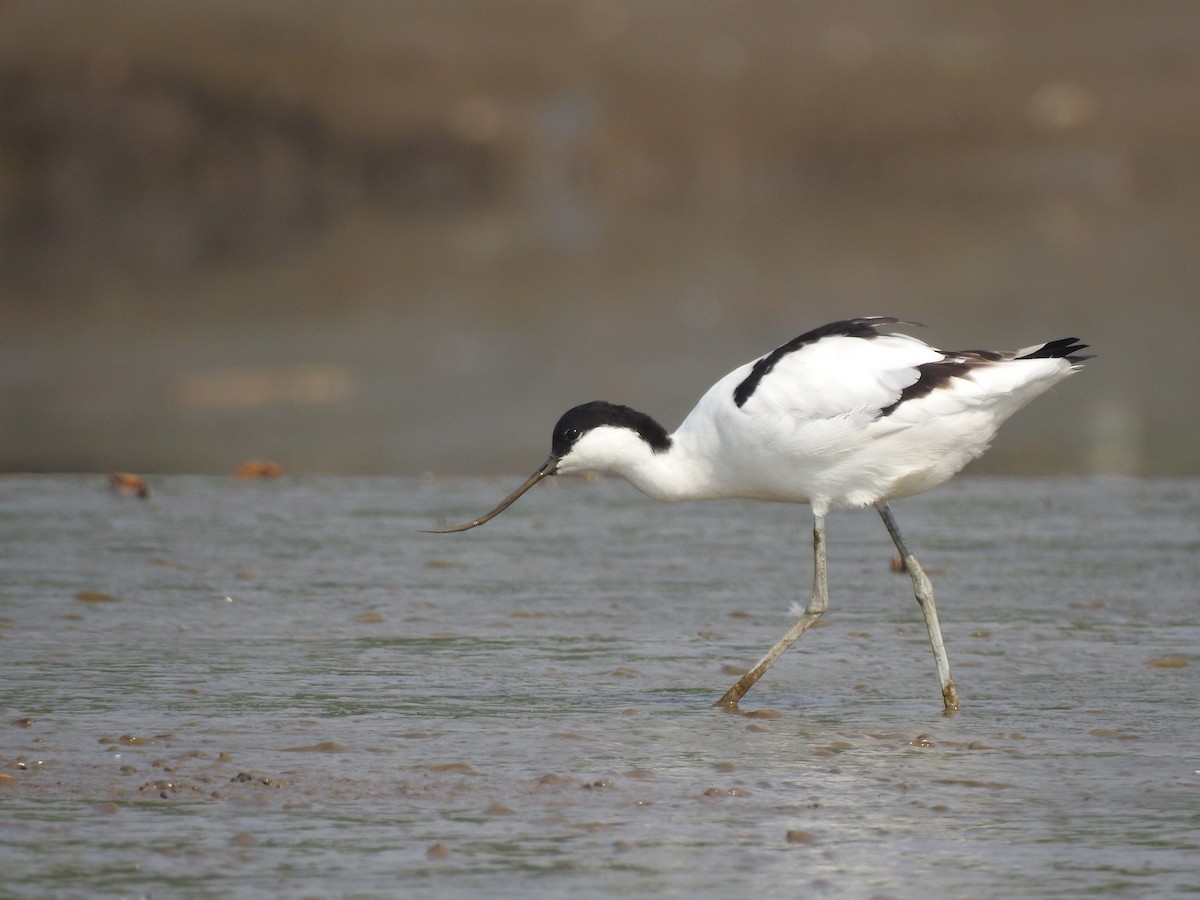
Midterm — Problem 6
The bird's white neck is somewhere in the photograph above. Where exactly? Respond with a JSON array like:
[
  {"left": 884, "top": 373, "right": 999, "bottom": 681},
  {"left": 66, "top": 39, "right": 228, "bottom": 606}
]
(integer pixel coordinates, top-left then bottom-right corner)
[
  {"left": 618, "top": 436, "right": 717, "bottom": 502},
  {"left": 556, "top": 423, "right": 716, "bottom": 502}
]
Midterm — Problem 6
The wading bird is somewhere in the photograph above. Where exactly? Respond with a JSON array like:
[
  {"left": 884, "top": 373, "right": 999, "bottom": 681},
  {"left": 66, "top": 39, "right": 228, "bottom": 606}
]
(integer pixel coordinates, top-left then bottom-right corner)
[{"left": 427, "top": 317, "right": 1090, "bottom": 710}]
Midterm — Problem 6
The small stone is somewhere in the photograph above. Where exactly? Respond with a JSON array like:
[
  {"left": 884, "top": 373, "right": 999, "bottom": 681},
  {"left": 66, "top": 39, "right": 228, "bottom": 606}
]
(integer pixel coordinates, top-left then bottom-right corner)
[
  {"left": 76, "top": 591, "right": 119, "bottom": 603},
  {"left": 1145, "top": 657, "right": 1189, "bottom": 669}
]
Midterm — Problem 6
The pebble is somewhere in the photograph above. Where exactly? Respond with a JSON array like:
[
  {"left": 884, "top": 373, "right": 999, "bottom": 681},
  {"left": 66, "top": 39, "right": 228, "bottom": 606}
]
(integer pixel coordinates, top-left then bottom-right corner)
[{"left": 1145, "top": 657, "right": 1189, "bottom": 669}]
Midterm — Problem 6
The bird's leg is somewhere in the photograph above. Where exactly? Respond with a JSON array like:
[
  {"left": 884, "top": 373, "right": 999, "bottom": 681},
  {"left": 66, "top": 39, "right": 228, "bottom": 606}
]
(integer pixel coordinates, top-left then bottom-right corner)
[
  {"left": 713, "top": 513, "right": 829, "bottom": 708},
  {"left": 876, "top": 502, "right": 960, "bottom": 712}
]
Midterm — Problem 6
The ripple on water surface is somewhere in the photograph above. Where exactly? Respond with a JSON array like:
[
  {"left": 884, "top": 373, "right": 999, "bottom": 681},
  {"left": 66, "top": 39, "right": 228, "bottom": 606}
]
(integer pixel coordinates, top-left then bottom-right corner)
[{"left": 0, "top": 475, "right": 1198, "bottom": 897}]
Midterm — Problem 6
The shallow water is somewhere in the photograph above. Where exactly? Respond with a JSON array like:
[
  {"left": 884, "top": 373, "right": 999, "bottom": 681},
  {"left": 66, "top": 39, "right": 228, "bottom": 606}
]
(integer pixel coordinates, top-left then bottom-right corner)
[{"left": 1, "top": 474, "right": 1198, "bottom": 898}]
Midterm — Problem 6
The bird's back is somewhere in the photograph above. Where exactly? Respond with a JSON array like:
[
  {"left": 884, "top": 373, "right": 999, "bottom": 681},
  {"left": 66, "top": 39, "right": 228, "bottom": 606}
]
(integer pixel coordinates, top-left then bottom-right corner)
[{"left": 672, "top": 321, "right": 1087, "bottom": 511}]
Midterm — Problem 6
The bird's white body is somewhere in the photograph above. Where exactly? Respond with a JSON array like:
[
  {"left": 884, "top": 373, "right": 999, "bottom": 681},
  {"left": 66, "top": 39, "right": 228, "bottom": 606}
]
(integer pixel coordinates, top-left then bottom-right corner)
[
  {"left": 558, "top": 327, "right": 1083, "bottom": 515},
  {"left": 431, "top": 317, "right": 1089, "bottom": 710}
]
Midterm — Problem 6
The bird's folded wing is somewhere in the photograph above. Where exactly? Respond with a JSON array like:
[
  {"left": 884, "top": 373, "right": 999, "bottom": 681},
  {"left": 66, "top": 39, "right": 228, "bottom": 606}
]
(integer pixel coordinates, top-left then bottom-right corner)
[{"left": 742, "top": 332, "right": 943, "bottom": 421}]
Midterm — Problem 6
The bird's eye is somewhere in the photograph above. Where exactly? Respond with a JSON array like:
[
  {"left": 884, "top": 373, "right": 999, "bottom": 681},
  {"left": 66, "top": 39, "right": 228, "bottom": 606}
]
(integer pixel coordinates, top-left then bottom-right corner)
[{"left": 564, "top": 427, "right": 581, "bottom": 443}]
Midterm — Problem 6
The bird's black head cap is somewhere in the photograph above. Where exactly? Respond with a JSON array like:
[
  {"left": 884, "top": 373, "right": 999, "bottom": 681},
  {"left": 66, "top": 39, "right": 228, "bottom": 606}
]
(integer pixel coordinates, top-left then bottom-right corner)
[{"left": 551, "top": 401, "right": 673, "bottom": 459}]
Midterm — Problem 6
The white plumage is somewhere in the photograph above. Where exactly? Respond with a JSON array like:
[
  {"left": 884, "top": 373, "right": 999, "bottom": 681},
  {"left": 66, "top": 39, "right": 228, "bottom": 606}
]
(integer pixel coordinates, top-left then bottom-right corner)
[{"left": 429, "top": 316, "right": 1090, "bottom": 710}]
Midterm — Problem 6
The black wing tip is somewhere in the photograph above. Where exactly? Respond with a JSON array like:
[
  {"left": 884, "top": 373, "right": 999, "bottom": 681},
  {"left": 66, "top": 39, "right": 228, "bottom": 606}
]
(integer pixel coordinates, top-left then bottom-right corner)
[{"left": 1018, "top": 337, "right": 1093, "bottom": 364}]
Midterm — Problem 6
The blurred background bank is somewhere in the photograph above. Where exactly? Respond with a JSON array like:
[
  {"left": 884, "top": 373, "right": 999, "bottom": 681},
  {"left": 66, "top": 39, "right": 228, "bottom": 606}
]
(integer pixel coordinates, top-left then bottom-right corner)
[{"left": 0, "top": 1, "right": 1196, "bottom": 476}]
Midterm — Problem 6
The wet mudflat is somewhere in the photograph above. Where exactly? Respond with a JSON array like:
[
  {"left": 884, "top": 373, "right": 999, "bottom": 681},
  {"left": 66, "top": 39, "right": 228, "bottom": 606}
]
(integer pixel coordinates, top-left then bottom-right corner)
[{"left": 1, "top": 474, "right": 1197, "bottom": 898}]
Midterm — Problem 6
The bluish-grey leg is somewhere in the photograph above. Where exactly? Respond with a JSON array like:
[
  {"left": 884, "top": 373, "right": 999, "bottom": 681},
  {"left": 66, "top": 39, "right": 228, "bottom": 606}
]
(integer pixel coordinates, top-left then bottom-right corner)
[
  {"left": 714, "top": 513, "right": 829, "bottom": 708},
  {"left": 877, "top": 502, "right": 959, "bottom": 711}
]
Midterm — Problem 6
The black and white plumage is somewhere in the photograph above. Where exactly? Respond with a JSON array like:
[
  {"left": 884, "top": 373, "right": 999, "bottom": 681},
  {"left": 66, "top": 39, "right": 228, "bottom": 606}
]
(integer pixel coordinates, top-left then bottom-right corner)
[{"left": 429, "top": 317, "right": 1090, "bottom": 710}]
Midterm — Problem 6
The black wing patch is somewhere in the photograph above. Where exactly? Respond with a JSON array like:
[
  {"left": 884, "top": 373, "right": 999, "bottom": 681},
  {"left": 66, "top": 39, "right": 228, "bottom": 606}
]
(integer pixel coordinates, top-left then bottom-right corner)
[
  {"left": 733, "top": 317, "right": 904, "bottom": 409},
  {"left": 878, "top": 358, "right": 975, "bottom": 417},
  {"left": 878, "top": 338, "right": 1091, "bottom": 418}
]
